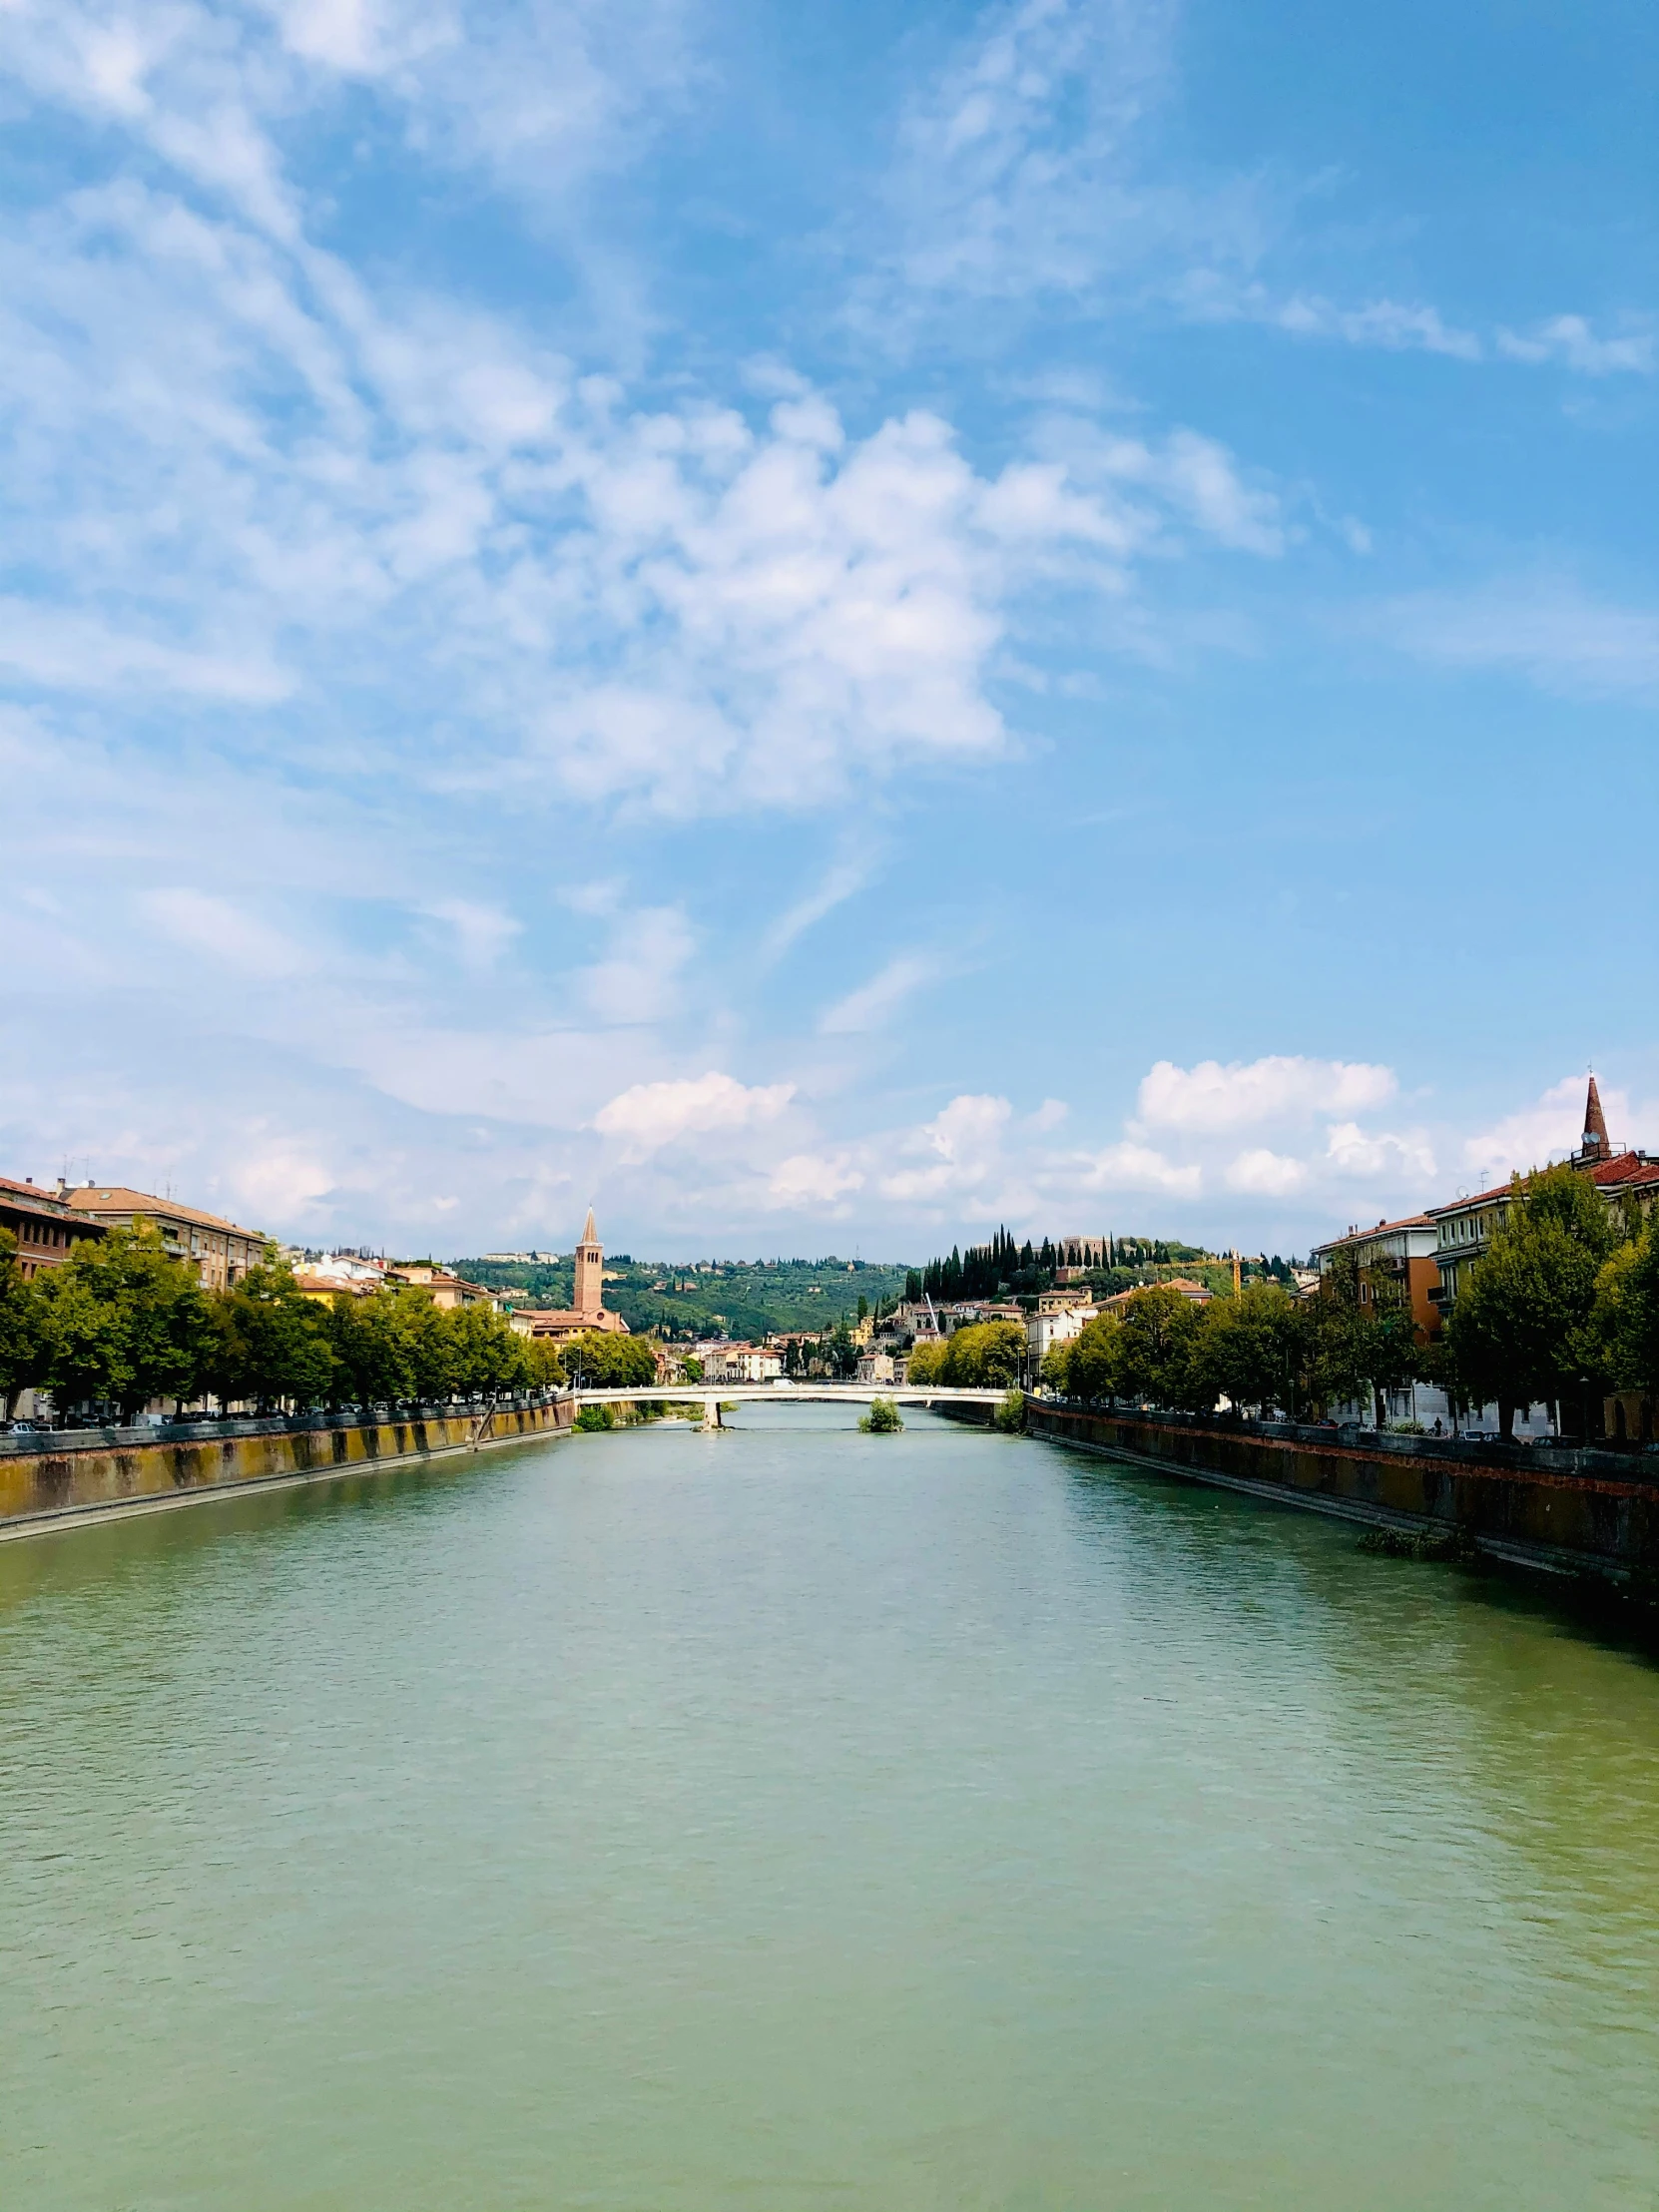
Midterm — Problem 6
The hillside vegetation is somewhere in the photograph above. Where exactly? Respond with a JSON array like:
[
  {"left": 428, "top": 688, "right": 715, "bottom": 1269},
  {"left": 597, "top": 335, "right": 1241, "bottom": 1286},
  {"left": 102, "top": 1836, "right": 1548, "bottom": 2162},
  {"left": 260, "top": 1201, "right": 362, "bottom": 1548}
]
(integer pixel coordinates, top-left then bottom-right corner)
[{"left": 454, "top": 1255, "right": 912, "bottom": 1342}]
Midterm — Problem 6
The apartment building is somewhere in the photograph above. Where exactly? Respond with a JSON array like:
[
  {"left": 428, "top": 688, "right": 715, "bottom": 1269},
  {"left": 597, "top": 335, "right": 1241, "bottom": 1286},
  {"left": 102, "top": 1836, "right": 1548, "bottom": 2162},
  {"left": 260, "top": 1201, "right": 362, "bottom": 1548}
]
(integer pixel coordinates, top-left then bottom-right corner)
[
  {"left": 0, "top": 1175, "right": 105, "bottom": 1280},
  {"left": 62, "top": 1183, "right": 265, "bottom": 1291}
]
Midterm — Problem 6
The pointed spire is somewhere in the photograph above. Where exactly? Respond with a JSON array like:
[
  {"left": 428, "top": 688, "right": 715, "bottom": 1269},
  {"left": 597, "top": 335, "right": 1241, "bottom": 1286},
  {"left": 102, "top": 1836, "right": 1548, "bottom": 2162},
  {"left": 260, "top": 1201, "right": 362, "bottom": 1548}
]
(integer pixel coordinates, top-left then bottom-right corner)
[
  {"left": 581, "top": 1207, "right": 597, "bottom": 1247},
  {"left": 1583, "top": 1075, "right": 1611, "bottom": 1159}
]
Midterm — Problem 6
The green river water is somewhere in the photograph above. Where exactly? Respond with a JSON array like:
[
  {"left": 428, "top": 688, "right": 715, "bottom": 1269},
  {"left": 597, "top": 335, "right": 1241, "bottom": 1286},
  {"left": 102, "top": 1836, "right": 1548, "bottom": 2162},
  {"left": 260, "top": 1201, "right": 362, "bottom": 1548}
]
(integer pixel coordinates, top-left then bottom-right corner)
[{"left": 3, "top": 1406, "right": 1659, "bottom": 2210}]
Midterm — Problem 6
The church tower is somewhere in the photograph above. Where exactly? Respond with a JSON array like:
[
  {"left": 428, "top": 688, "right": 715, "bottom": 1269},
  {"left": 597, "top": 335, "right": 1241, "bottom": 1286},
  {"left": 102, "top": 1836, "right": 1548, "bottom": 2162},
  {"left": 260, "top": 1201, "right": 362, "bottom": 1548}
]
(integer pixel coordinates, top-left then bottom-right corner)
[
  {"left": 1581, "top": 1075, "right": 1611, "bottom": 1163},
  {"left": 574, "top": 1208, "right": 604, "bottom": 1320}
]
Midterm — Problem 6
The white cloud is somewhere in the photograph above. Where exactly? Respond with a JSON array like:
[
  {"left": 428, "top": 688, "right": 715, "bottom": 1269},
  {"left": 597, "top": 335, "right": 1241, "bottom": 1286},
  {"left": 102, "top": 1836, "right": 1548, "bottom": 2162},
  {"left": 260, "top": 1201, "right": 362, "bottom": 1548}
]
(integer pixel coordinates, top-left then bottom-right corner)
[
  {"left": 1224, "top": 1148, "right": 1306, "bottom": 1196},
  {"left": 1496, "top": 315, "right": 1655, "bottom": 376},
  {"left": 1270, "top": 293, "right": 1482, "bottom": 362},
  {"left": 877, "top": 1092, "right": 1013, "bottom": 1204},
  {"left": 1074, "top": 1140, "right": 1202, "bottom": 1196},
  {"left": 1136, "top": 1055, "right": 1396, "bottom": 1133},
  {"left": 820, "top": 954, "right": 938, "bottom": 1035},
  {"left": 766, "top": 1152, "right": 865, "bottom": 1209},
  {"left": 1325, "top": 1123, "right": 1436, "bottom": 1182},
  {"left": 592, "top": 1071, "right": 796, "bottom": 1161}
]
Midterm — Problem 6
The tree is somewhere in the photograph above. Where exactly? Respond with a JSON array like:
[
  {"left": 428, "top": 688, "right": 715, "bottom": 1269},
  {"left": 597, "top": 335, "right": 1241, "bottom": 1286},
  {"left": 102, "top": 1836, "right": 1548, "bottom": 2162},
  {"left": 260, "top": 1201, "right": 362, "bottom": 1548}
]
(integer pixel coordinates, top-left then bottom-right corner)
[
  {"left": 1190, "top": 1283, "right": 1304, "bottom": 1416},
  {"left": 1049, "top": 1314, "right": 1122, "bottom": 1401},
  {"left": 210, "top": 1261, "right": 335, "bottom": 1411},
  {"left": 0, "top": 1231, "right": 47, "bottom": 1417},
  {"left": 447, "top": 1302, "right": 532, "bottom": 1395},
  {"left": 936, "top": 1320, "right": 1026, "bottom": 1388},
  {"left": 906, "top": 1338, "right": 947, "bottom": 1383},
  {"left": 824, "top": 1322, "right": 859, "bottom": 1380},
  {"left": 1115, "top": 1287, "right": 1202, "bottom": 1406},
  {"left": 37, "top": 1223, "right": 217, "bottom": 1419},
  {"left": 1590, "top": 1216, "right": 1659, "bottom": 1404},
  {"left": 393, "top": 1293, "right": 459, "bottom": 1403},
  {"left": 325, "top": 1291, "right": 413, "bottom": 1407},
  {"left": 1445, "top": 1165, "right": 1618, "bottom": 1434},
  {"left": 564, "top": 1331, "right": 659, "bottom": 1389}
]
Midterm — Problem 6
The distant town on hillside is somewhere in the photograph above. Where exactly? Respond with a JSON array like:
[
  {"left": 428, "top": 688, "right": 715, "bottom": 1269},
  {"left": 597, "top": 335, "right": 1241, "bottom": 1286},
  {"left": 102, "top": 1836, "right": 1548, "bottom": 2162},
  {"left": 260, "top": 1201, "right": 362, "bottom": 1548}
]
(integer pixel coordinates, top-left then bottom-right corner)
[{"left": 452, "top": 1231, "right": 1310, "bottom": 1344}]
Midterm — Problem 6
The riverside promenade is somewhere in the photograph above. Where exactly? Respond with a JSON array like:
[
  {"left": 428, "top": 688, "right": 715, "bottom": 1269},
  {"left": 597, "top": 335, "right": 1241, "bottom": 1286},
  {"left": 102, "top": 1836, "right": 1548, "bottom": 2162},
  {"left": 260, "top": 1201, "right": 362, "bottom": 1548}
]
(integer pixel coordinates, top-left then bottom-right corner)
[{"left": 0, "top": 1395, "right": 572, "bottom": 1539}]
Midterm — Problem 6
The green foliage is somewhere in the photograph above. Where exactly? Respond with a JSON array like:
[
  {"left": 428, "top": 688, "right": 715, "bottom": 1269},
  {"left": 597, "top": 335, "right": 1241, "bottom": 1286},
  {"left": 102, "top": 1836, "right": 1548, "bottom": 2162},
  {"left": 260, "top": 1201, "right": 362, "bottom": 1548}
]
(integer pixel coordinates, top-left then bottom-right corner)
[
  {"left": 858, "top": 1396, "right": 903, "bottom": 1433},
  {"left": 1593, "top": 1219, "right": 1659, "bottom": 1394},
  {"left": 1113, "top": 1286, "right": 1204, "bottom": 1407},
  {"left": 574, "top": 1403, "right": 616, "bottom": 1431},
  {"left": 563, "top": 1330, "right": 660, "bottom": 1389},
  {"left": 1048, "top": 1314, "right": 1121, "bottom": 1401},
  {"left": 1189, "top": 1283, "right": 1305, "bottom": 1415},
  {"left": 680, "top": 1355, "right": 704, "bottom": 1382},
  {"left": 1445, "top": 1165, "right": 1617, "bottom": 1425},
  {"left": 4, "top": 1231, "right": 563, "bottom": 1422},
  {"left": 464, "top": 1254, "right": 912, "bottom": 1343},
  {"left": 325, "top": 1290, "right": 413, "bottom": 1405},
  {"left": 905, "top": 1337, "right": 946, "bottom": 1384},
  {"left": 208, "top": 1261, "right": 336, "bottom": 1411},
  {"left": 991, "top": 1387, "right": 1025, "bottom": 1433},
  {"left": 0, "top": 1230, "right": 46, "bottom": 1416},
  {"left": 37, "top": 1223, "right": 217, "bottom": 1419},
  {"left": 918, "top": 1320, "right": 1027, "bottom": 1388}
]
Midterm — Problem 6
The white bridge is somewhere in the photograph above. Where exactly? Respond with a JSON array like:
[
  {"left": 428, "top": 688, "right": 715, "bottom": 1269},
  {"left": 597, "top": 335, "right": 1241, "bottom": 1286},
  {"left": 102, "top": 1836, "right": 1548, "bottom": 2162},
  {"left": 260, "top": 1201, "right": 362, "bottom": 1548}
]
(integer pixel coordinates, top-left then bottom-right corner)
[{"left": 566, "top": 1383, "right": 1009, "bottom": 1428}]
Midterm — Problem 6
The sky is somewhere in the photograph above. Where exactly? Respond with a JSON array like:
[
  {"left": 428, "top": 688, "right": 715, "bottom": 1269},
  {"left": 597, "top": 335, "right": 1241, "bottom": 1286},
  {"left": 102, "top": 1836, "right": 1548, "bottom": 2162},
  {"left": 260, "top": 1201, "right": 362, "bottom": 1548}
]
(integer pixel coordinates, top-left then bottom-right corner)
[{"left": 1, "top": 0, "right": 1655, "bottom": 1263}]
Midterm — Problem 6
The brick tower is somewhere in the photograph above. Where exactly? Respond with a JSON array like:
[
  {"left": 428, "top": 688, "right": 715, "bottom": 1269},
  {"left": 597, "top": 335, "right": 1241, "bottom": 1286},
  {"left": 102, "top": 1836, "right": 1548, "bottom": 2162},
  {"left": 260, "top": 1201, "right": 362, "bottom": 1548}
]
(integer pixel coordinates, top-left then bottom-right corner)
[
  {"left": 574, "top": 1208, "right": 604, "bottom": 1320},
  {"left": 1581, "top": 1075, "right": 1611, "bottom": 1163}
]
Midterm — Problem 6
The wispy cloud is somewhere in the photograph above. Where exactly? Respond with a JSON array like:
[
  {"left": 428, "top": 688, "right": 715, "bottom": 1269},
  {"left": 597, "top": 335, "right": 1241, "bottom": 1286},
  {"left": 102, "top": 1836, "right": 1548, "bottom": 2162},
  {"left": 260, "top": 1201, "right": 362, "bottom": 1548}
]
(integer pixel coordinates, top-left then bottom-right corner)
[
  {"left": 820, "top": 955, "right": 939, "bottom": 1035},
  {"left": 1374, "top": 581, "right": 1659, "bottom": 702}
]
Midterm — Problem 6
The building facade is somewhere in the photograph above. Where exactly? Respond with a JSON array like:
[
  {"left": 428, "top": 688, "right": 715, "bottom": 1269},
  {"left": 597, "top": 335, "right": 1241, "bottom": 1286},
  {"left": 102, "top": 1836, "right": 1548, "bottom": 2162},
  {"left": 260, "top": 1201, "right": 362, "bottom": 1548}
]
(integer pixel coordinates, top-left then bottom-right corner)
[
  {"left": 0, "top": 1176, "right": 105, "bottom": 1280},
  {"left": 62, "top": 1183, "right": 265, "bottom": 1291}
]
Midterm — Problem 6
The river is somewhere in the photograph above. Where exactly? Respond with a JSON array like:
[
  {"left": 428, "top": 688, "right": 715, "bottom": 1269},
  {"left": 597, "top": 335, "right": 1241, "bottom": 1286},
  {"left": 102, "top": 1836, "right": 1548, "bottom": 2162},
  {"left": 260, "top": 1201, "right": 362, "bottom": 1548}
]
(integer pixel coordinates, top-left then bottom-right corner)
[{"left": 4, "top": 1405, "right": 1658, "bottom": 2209}]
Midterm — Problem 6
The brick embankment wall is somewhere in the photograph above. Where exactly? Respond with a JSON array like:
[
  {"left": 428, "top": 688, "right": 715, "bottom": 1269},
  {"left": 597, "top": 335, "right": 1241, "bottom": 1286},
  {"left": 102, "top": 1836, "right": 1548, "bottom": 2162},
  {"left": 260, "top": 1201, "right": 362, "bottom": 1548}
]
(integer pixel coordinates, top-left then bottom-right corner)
[
  {"left": 0, "top": 1399, "right": 573, "bottom": 1538},
  {"left": 964, "top": 1401, "right": 1659, "bottom": 1578}
]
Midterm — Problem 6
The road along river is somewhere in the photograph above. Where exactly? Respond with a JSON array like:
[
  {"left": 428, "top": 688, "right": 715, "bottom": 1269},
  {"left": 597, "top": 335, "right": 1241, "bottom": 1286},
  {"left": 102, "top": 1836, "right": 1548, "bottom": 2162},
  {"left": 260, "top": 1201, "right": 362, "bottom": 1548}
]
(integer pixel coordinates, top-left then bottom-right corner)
[{"left": 4, "top": 1403, "right": 1658, "bottom": 2210}]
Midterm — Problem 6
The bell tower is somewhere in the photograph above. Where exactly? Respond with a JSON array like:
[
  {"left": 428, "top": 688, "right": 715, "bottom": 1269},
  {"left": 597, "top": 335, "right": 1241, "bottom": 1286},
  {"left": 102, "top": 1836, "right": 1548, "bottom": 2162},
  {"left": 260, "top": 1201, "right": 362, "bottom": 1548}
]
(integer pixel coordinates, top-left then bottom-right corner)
[
  {"left": 1581, "top": 1074, "right": 1611, "bottom": 1163},
  {"left": 574, "top": 1208, "right": 604, "bottom": 1320}
]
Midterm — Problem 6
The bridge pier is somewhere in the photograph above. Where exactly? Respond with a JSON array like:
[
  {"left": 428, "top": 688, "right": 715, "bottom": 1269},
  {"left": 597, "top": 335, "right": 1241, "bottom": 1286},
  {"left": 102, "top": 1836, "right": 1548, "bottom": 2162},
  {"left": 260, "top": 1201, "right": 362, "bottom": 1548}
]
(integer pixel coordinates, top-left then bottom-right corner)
[{"left": 701, "top": 1396, "right": 723, "bottom": 1430}]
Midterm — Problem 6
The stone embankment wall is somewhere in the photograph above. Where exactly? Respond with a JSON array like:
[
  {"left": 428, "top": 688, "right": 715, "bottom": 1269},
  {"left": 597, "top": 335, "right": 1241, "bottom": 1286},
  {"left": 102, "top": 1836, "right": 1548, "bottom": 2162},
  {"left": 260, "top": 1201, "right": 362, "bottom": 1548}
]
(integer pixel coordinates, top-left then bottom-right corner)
[
  {"left": 967, "top": 1400, "right": 1659, "bottom": 1578},
  {"left": 0, "top": 1399, "right": 572, "bottom": 1537}
]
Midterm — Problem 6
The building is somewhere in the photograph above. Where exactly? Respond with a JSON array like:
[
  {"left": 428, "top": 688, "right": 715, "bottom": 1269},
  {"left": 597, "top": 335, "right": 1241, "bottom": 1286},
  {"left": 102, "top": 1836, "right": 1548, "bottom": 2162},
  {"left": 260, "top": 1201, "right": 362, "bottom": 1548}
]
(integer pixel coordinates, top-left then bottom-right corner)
[
  {"left": 62, "top": 1183, "right": 266, "bottom": 1291},
  {"left": 506, "top": 1210, "right": 631, "bottom": 1346},
  {"left": 1310, "top": 1216, "right": 1440, "bottom": 1337},
  {"left": 0, "top": 1175, "right": 106, "bottom": 1280},
  {"left": 1427, "top": 1077, "right": 1659, "bottom": 1317},
  {"left": 1098, "top": 1277, "right": 1214, "bottom": 1319},
  {"left": 383, "top": 1264, "right": 498, "bottom": 1310},
  {"left": 856, "top": 1350, "right": 897, "bottom": 1385},
  {"left": 936, "top": 1300, "right": 1025, "bottom": 1333},
  {"left": 701, "top": 1344, "right": 783, "bottom": 1383},
  {"left": 1026, "top": 1292, "right": 1095, "bottom": 1370}
]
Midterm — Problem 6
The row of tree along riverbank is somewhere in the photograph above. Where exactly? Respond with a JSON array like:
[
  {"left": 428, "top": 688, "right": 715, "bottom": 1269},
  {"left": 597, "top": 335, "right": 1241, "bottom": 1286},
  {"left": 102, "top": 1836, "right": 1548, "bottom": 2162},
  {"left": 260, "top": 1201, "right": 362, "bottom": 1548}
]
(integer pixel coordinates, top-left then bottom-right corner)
[
  {"left": 1030, "top": 1164, "right": 1659, "bottom": 1442},
  {"left": 0, "top": 1223, "right": 661, "bottom": 1424}
]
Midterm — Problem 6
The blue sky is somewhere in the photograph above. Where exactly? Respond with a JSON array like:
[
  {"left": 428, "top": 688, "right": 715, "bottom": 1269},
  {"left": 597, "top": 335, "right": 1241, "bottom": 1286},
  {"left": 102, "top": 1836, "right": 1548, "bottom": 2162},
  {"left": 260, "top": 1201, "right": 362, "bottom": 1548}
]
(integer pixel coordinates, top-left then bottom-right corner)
[{"left": 2, "top": 0, "right": 1654, "bottom": 1260}]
